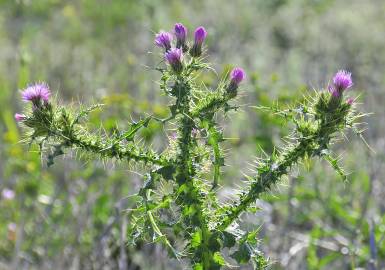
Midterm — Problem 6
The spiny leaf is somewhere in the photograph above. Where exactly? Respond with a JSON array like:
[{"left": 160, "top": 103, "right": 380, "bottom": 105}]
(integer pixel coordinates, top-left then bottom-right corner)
[
  {"left": 322, "top": 153, "right": 347, "bottom": 181},
  {"left": 213, "top": 252, "right": 226, "bottom": 266},
  {"left": 155, "top": 165, "right": 176, "bottom": 181},
  {"left": 221, "top": 231, "right": 236, "bottom": 248},
  {"left": 71, "top": 103, "right": 104, "bottom": 127},
  {"left": 123, "top": 116, "right": 152, "bottom": 142},
  {"left": 203, "top": 120, "right": 225, "bottom": 188},
  {"left": 191, "top": 229, "right": 202, "bottom": 248},
  {"left": 231, "top": 243, "right": 251, "bottom": 264}
]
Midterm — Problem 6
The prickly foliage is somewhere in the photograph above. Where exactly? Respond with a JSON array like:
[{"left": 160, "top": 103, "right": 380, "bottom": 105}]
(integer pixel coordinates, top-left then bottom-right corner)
[{"left": 16, "top": 24, "right": 364, "bottom": 269}]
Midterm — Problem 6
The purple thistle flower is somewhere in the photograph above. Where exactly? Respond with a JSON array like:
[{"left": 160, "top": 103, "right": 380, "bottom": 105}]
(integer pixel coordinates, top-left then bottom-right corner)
[
  {"left": 14, "top": 113, "right": 26, "bottom": 122},
  {"left": 165, "top": 48, "right": 183, "bottom": 73},
  {"left": 174, "top": 23, "right": 188, "bottom": 48},
  {"left": 329, "top": 70, "right": 353, "bottom": 98},
  {"left": 155, "top": 31, "right": 173, "bottom": 51},
  {"left": 230, "top": 67, "right": 246, "bottom": 85},
  {"left": 2, "top": 188, "right": 15, "bottom": 200},
  {"left": 190, "top": 26, "right": 207, "bottom": 57},
  {"left": 333, "top": 70, "right": 353, "bottom": 91},
  {"left": 21, "top": 83, "right": 51, "bottom": 103}
]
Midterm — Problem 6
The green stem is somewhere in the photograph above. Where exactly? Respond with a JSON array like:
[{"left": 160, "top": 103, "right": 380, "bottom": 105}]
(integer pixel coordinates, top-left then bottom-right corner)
[
  {"left": 217, "top": 140, "right": 309, "bottom": 230},
  {"left": 173, "top": 79, "right": 214, "bottom": 269},
  {"left": 191, "top": 93, "right": 230, "bottom": 118},
  {"left": 217, "top": 105, "right": 347, "bottom": 231},
  {"left": 145, "top": 190, "right": 178, "bottom": 257},
  {"left": 47, "top": 124, "right": 168, "bottom": 166}
]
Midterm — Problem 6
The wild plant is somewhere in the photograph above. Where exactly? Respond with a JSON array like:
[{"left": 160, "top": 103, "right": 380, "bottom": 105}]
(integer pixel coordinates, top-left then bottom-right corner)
[{"left": 15, "top": 23, "right": 364, "bottom": 269}]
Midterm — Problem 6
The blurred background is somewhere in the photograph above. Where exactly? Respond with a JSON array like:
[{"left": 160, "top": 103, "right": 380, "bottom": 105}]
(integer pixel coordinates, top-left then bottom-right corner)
[{"left": 0, "top": 0, "right": 384, "bottom": 269}]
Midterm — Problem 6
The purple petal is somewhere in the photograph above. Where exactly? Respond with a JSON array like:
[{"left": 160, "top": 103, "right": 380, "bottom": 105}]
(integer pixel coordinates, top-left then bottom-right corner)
[
  {"left": 155, "top": 31, "right": 173, "bottom": 49},
  {"left": 21, "top": 83, "right": 51, "bottom": 103},
  {"left": 230, "top": 67, "right": 246, "bottom": 84},
  {"left": 165, "top": 48, "right": 183, "bottom": 65},
  {"left": 14, "top": 113, "right": 26, "bottom": 122},
  {"left": 333, "top": 70, "right": 353, "bottom": 92},
  {"left": 194, "top": 26, "right": 207, "bottom": 45},
  {"left": 174, "top": 23, "right": 187, "bottom": 41}
]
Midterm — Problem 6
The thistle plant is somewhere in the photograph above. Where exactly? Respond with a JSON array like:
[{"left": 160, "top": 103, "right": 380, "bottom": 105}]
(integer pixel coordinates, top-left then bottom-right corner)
[{"left": 16, "top": 23, "right": 364, "bottom": 269}]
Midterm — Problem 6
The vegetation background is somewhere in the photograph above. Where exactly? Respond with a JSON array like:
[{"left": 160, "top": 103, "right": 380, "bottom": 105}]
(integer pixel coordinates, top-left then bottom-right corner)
[{"left": 0, "top": 0, "right": 384, "bottom": 269}]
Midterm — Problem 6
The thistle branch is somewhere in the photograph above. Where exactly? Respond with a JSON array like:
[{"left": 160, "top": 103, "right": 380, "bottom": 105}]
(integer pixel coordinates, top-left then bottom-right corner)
[
  {"left": 217, "top": 91, "right": 358, "bottom": 231},
  {"left": 21, "top": 103, "right": 168, "bottom": 166}
]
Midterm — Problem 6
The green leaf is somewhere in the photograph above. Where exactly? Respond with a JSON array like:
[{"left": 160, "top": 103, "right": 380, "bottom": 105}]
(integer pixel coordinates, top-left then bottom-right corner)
[
  {"left": 122, "top": 116, "right": 152, "bottom": 141},
  {"left": 72, "top": 104, "right": 104, "bottom": 126},
  {"left": 222, "top": 231, "right": 236, "bottom": 248},
  {"left": 322, "top": 154, "right": 347, "bottom": 181},
  {"left": 206, "top": 122, "right": 224, "bottom": 187},
  {"left": 318, "top": 252, "right": 341, "bottom": 268},
  {"left": 231, "top": 243, "right": 251, "bottom": 264},
  {"left": 208, "top": 233, "right": 221, "bottom": 251},
  {"left": 47, "top": 144, "right": 65, "bottom": 167},
  {"left": 246, "top": 230, "right": 259, "bottom": 245},
  {"left": 191, "top": 230, "right": 202, "bottom": 248},
  {"left": 213, "top": 252, "right": 226, "bottom": 266},
  {"left": 307, "top": 226, "right": 321, "bottom": 270},
  {"left": 155, "top": 165, "right": 176, "bottom": 181},
  {"left": 138, "top": 174, "right": 155, "bottom": 196}
]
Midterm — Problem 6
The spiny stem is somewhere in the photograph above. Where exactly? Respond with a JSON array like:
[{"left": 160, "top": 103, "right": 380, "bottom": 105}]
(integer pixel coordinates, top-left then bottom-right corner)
[
  {"left": 172, "top": 78, "right": 215, "bottom": 269},
  {"left": 217, "top": 141, "right": 308, "bottom": 231},
  {"left": 42, "top": 116, "right": 168, "bottom": 166},
  {"left": 217, "top": 100, "right": 350, "bottom": 230},
  {"left": 191, "top": 93, "right": 230, "bottom": 118}
]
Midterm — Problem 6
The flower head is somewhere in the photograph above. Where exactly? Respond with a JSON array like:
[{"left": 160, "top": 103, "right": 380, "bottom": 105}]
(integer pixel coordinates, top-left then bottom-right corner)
[
  {"left": 190, "top": 26, "right": 207, "bottom": 57},
  {"left": 194, "top": 26, "right": 207, "bottom": 45},
  {"left": 329, "top": 70, "right": 353, "bottom": 98},
  {"left": 174, "top": 23, "right": 187, "bottom": 44},
  {"left": 333, "top": 70, "right": 353, "bottom": 91},
  {"left": 14, "top": 113, "right": 26, "bottom": 122},
  {"left": 165, "top": 48, "right": 183, "bottom": 65},
  {"left": 21, "top": 83, "right": 51, "bottom": 103},
  {"left": 155, "top": 31, "right": 173, "bottom": 51},
  {"left": 227, "top": 67, "right": 246, "bottom": 97},
  {"left": 165, "top": 48, "right": 183, "bottom": 73},
  {"left": 230, "top": 67, "right": 246, "bottom": 85}
]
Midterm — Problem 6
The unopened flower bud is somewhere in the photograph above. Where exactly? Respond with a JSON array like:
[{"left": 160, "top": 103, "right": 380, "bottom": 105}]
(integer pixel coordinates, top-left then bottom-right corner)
[
  {"left": 226, "top": 67, "right": 246, "bottom": 97},
  {"left": 174, "top": 23, "right": 188, "bottom": 52},
  {"left": 190, "top": 26, "right": 207, "bottom": 57},
  {"left": 14, "top": 113, "right": 26, "bottom": 122},
  {"left": 346, "top": 97, "right": 354, "bottom": 105}
]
